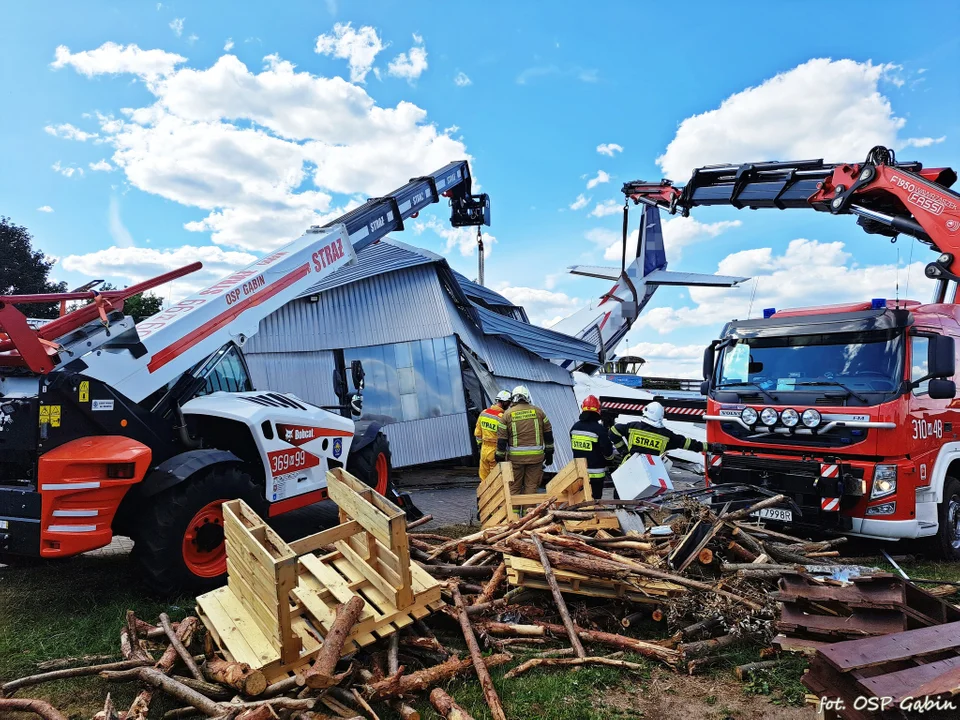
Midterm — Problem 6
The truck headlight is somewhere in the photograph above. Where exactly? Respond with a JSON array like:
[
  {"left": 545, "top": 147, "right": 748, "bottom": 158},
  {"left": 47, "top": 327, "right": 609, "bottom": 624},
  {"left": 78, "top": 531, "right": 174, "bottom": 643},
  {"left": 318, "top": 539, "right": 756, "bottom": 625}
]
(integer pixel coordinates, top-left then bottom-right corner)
[
  {"left": 760, "top": 408, "right": 779, "bottom": 426},
  {"left": 741, "top": 407, "right": 758, "bottom": 425},
  {"left": 871, "top": 465, "right": 898, "bottom": 499},
  {"left": 801, "top": 409, "right": 822, "bottom": 428},
  {"left": 781, "top": 408, "right": 799, "bottom": 427}
]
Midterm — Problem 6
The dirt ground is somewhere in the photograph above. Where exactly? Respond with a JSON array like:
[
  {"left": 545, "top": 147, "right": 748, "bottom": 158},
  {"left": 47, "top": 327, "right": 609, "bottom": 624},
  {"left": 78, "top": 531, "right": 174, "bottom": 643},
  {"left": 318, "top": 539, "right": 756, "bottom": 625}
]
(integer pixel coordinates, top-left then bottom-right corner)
[{"left": 601, "top": 667, "right": 815, "bottom": 719}]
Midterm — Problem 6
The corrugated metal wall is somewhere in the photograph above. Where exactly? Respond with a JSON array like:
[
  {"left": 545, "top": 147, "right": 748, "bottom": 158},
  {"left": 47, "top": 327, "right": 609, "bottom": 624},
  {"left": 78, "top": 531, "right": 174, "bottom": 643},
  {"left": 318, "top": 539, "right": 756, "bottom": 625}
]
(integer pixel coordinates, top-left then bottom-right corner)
[
  {"left": 380, "top": 413, "right": 473, "bottom": 467},
  {"left": 246, "top": 264, "right": 456, "bottom": 354},
  {"left": 494, "top": 377, "right": 579, "bottom": 472},
  {"left": 244, "top": 350, "right": 339, "bottom": 407}
]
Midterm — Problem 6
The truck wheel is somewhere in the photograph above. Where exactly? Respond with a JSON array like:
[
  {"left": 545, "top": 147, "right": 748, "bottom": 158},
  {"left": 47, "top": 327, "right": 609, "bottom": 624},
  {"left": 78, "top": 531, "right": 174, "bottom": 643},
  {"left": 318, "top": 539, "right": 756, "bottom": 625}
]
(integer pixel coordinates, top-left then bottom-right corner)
[
  {"left": 132, "top": 466, "right": 259, "bottom": 594},
  {"left": 347, "top": 433, "right": 391, "bottom": 496},
  {"left": 932, "top": 477, "right": 960, "bottom": 561}
]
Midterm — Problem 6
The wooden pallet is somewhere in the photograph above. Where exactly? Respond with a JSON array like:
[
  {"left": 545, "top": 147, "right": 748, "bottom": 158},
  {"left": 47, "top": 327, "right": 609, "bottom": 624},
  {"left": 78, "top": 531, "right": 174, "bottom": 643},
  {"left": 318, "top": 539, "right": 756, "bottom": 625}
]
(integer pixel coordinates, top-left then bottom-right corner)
[
  {"left": 197, "top": 469, "right": 443, "bottom": 683},
  {"left": 802, "top": 620, "right": 960, "bottom": 720},
  {"left": 477, "top": 459, "right": 619, "bottom": 531},
  {"left": 503, "top": 554, "right": 683, "bottom": 603}
]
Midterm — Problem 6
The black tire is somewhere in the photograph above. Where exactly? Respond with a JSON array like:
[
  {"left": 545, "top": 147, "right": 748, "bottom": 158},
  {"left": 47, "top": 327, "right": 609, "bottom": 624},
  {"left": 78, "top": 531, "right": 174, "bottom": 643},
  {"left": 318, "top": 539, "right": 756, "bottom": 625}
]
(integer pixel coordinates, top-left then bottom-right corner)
[
  {"left": 132, "top": 465, "right": 259, "bottom": 595},
  {"left": 932, "top": 477, "right": 960, "bottom": 561},
  {"left": 347, "top": 432, "right": 392, "bottom": 496}
]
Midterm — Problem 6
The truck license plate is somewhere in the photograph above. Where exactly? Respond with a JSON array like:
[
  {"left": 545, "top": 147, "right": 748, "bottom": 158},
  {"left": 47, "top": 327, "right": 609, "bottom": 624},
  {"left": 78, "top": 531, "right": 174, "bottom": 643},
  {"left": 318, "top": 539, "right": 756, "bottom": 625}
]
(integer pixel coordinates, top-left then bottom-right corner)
[{"left": 751, "top": 507, "right": 793, "bottom": 523}]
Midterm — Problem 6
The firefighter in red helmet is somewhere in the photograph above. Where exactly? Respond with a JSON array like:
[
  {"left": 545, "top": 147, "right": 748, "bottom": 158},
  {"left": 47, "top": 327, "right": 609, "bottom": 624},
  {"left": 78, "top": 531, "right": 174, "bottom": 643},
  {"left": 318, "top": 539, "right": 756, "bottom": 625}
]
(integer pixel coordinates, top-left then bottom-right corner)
[{"left": 569, "top": 395, "right": 618, "bottom": 499}]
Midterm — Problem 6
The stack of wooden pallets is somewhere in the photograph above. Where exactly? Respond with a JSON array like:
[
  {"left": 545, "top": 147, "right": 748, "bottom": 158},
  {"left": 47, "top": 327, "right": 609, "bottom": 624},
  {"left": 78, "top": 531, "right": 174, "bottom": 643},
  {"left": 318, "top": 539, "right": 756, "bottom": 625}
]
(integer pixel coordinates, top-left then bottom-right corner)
[{"left": 197, "top": 468, "right": 443, "bottom": 683}]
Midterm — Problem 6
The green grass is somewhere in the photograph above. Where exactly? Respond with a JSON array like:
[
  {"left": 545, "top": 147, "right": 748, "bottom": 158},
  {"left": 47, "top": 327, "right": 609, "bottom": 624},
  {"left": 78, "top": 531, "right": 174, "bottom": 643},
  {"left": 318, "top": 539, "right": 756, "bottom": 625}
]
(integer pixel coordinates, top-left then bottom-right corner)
[{"left": 0, "top": 553, "right": 192, "bottom": 716}]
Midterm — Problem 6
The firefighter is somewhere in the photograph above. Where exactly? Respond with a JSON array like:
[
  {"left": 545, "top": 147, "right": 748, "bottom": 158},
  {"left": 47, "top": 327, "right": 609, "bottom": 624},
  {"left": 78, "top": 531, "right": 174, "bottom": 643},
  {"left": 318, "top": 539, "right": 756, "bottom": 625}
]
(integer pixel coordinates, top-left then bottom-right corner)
[
  {"left": 495, "top": 385, "right": 553, "bottom": 494},
  {"left": 611, "top": 401, "right": 704, "bottom": 460},
  {"left": 570, "top": 395, "right": 618, "bottom": 499},
  {"left": 474, "top": 390, "right": 512, "bottom": 480}
]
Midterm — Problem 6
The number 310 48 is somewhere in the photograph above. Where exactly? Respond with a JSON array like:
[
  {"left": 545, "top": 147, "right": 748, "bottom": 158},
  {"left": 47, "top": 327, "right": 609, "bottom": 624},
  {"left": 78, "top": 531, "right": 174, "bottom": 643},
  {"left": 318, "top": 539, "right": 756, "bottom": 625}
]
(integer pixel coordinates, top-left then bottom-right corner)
[{"left": 912, "top": 419, "right": 943, "bottom": 440}]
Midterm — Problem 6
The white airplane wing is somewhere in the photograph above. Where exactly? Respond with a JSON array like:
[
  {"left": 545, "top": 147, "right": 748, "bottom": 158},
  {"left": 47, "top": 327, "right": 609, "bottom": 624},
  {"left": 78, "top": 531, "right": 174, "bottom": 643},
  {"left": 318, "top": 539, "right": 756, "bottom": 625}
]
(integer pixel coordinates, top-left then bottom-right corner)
[{"left": 643, "top": 269, "right": 748, "bottom": 288}]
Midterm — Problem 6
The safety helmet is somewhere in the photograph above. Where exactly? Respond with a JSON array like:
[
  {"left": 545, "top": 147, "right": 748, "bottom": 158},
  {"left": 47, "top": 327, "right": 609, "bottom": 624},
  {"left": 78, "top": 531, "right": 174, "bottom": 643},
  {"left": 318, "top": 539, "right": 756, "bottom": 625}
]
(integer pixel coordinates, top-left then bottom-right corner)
[
  {"left": 581, "top": 395, "right": 601, "bottom": 414},
  {"left": 496, "top": 390, "right": 512, "bottom": 403},
  {"left": 641, "top": 401, "right": 665, "bottom": 428},
  {"left": 512, "top": 385, "right": 531, "bottom": 402}
]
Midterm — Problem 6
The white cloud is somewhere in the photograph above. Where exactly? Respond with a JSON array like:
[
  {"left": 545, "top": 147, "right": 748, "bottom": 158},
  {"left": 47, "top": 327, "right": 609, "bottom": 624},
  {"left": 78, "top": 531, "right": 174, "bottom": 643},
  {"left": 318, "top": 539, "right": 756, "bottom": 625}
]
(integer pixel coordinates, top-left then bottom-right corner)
[
  {"left": 170, "top": 18, "right": 184, "bottom": 37},
  {"left": 224, "top": 38, "right": 234, "bottom": 52},
  {"left": 314, "top": 22, "right": 385, "bottom": 83},
  {"left": 586, "top": 170, "right": 610, "bottom": 190},
  {"left": 494, "top": 284, "right": 582, "bottom": 327},
  {"left": 657, "top": 58, "right": 942, "bottom": 181},
  {"left": 413, "top": 217, "right": 496, "bottom": 258},
  {"left": 37, "top": 205, "right": 54, "bottom": 213},
  {"left": 187, "top": 34, "right": 199, "bottom": 44},
  {"left": 89, "top": 159, "right": 114, "bottom": 172},
  {"left": 61, "top": 245, "right": 257, "bottom": 301},
  {"left": 108, "top": 196, "right": 135, "bottom": 248},
  {"left": 52, "top": 160, "right": 83, "bottom": 178},
  {"left": 632, "top": 238, "right": 925, "bottom": 335},
  {"left": 387, "top": 35, "right": 428, "bottom": 82},
  {"left": 454, "top": 71, "right": 471, "bottom": 87},
  {"left": 590, "top": 199, "right": 620, "bottom": 218},
  {"left": 569, "top": 193, "right": 590, "bottom": 211},
  {"left": 44, "top": 123, "right": 98, "bottom": 141},
  {"left": 51, "top": 42, "right": 186, "bottom": 81},
  {"left": 596, "top": 143, "right": 623, "bottom": 157},
  {"left": 903, "top": 135, "right": 947, "bottom": 148},
  {"left": 53, "top": 49, "right": 468, "bottom": 252}
]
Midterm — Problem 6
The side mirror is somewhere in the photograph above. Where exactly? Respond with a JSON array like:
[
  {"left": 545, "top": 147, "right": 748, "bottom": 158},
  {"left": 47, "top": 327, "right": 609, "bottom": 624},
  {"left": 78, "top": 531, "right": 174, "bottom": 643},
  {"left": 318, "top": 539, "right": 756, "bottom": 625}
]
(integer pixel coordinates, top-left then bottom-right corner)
[
  {"left": 929, "top": 378, "right": 957, "bottom": 400},
  {"left": 351, "top": 360, "right": 365, "bottom": 391},
  {"left": 702, "top": 343, "right": 716, "bottom": 384},
  {"left": 929, "top": 336, "right": 956, "bottom": 378},
  {"left": 700, "top": 380, "right": 710, "bottom": 396},
  {"left": 332, "top": 369, "right": 347, "bottom": 404}
]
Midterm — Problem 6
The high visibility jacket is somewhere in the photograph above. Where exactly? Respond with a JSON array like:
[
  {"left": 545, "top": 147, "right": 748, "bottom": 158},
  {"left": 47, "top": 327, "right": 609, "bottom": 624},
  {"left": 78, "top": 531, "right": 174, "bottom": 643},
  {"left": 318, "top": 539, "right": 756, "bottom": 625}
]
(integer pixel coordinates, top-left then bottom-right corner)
[
  {"left": 569, "top": 413, "right": 616, "bottom": 480},
  {"left": 611, "top": 420, "right": 704, "bottom": 459},
  {"left": 475, "top": 405, "right": 505, "bottom": 447},
  {"left": 496, "top": 402, "right": 553, "bottom": 465}
]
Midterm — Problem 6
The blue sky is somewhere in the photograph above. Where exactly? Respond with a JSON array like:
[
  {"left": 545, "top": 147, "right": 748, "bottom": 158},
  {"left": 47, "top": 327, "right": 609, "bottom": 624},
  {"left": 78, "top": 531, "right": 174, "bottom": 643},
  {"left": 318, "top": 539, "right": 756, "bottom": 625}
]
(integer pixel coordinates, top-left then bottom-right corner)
[{"left": 2, "top": 1, "right": 959, "bottom": 376}]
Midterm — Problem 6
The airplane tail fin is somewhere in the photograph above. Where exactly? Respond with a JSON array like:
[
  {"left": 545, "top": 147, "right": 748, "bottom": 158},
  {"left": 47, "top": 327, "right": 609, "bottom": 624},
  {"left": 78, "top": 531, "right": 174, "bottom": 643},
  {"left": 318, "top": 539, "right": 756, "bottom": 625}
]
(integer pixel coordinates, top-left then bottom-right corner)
[{"left": 641, "top": 205, "right": 667, "bottom": 276}]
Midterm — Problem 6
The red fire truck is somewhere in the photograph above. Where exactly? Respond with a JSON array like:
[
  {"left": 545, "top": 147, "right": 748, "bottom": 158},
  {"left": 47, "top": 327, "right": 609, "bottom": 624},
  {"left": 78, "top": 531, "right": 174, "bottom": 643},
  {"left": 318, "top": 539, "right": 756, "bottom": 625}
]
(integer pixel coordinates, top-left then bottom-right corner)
[{"left": 623, "top": 146, "right": 960, "bottom": 559}]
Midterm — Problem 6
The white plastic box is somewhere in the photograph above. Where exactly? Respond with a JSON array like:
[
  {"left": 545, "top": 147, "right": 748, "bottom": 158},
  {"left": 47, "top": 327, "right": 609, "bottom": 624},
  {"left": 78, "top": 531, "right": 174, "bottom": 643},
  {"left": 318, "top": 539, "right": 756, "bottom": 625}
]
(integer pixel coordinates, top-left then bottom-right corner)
[{"left": 612, "top": 452, "right": 674, "bottom": 500}]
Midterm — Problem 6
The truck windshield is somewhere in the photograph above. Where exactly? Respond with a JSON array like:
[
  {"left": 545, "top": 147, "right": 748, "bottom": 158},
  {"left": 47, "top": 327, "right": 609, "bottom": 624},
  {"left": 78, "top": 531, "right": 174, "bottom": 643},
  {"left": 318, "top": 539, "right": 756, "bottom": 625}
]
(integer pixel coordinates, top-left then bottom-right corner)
[{"left": 715, "top": 330, "right": 904, "bottom": 394}]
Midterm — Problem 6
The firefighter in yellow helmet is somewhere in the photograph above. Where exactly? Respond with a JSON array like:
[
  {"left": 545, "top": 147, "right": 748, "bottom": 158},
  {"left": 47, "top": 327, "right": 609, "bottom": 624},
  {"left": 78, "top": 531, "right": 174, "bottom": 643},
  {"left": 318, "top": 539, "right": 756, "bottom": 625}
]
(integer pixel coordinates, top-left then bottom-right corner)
[
  {"left": 474, "top": 390, "right": 512, "bottom": 480},
  {"left": 496, "top": 385, "right": 553, "bottom": 494}
]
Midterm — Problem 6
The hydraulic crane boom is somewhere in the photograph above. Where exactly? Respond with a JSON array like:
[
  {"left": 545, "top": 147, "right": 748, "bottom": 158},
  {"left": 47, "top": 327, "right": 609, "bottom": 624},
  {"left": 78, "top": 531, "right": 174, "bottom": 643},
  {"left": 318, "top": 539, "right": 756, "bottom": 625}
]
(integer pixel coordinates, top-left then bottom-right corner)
[
  {"left": 0, "top": 161, "right": 489, "bottom": 403},
  {"left": 623, "top": 146, "right": 960, "bottom": 283}
]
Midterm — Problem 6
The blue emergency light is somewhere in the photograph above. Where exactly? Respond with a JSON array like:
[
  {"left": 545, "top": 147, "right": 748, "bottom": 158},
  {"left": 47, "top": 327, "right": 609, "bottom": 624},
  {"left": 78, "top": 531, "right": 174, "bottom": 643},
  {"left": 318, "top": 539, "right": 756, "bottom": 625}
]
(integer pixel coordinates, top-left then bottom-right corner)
[
  {"left": 763, "top": 308, "right": 776, "bottom": 318},
  {"left": 871, "top": 298, "right": 886, "bottom": 309}
]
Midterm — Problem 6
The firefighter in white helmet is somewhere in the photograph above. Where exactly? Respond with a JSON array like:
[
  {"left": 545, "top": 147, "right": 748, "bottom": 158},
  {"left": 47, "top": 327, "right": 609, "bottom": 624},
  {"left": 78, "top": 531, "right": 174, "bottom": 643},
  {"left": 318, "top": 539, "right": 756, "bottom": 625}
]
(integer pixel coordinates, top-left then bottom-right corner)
[
  {"left": 496, "top": 385, "right": 553, "bottom": 493},
  {"left": 611, "top": 401, "right": 704, "bottom": 460},
  {"left": 474, "top": 390, "right": 512, "bottom": 481}
]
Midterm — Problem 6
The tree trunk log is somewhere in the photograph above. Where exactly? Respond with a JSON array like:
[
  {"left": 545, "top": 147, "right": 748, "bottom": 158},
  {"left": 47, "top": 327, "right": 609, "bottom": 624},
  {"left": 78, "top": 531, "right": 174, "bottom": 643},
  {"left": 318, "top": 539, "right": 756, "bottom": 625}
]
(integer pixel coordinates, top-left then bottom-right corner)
[
  {"left": 172, "top": 676, "right": 235, "bottom": 701},
  {"left": 475, "top": 562, "right": 506, "bottom": 605},
  {"left": 680, "top": 616, "right": 724, "bottom": 641},
  {"left": 451, "top": 585, "right": 506, "bottom": 720},
  {"left": 697, "top": 548, "right": 714, "bottom": 565},
  {"left": 406, "top": 514, "right": 433, "bottom": 531},
  {"left": 720, "top": 494, "right": 788, "bottom": 523},
  {"left": 504, "top": 656, "right": 648, "bottom": 679},
  {"left": 101, "top": 668, "right": 222, "bottom": 716},
  {"left": 680, "top": 633, "right": 738, "bottom": 659},
  {"left": 429, "top": 688, "right": 476, "bottom": 720},
  {"left": 479, "top": 622, "right": 545, "bottom": 637},
  {"left": 501, "top": 538, "right": 630, "bottom": 579},
  {"left": 128, "top": 616, "right": 200, "bottom": 720},
  {"left": 725, "top": 540, "right": 758, "bottom": 562},
  {"left": 399, "top": 636, "right": 449, "bottom": 657},
  {"left": 388, "top": 633, "right": 400, "bottom": 676},
  {"left": 363, "top": 654, "right": 512, "bottom": 702},
  {"left": 0, "top": 699, "right": 69, "bottom": 720},
  {"left": 686, "top": 654, "right": 729, "bottom": 675},
  {"left": 161, "top": 614, "right": 204, "bottom": 682},
  {"left": 534, "top": 622, "right": 681, "bottom": 666},
  {"left": 1, "top": 658, "right": 154, "bottom": 696},
  {"left": 122, "top": 611, "right": 153, "bottom": 662},
  {"left": 301, "top": 596, "right": 365, "bottom": 689},
  {"left": 418, "top": 563, "right": 496, "bottom": 579},
  {"left": 204, "top": 658, "right": 267, "bottom": 697},
  {"left": 531, "top": 534, "right": 585, "bottom": 659},
  {"left": 620, "top": 611, "right": 646, "bottom": 628},
  {"left": 734, "top": 660, "right": 781, "bottom": 682},
  {"left": 35, "top": 655, "right": 119, "bottom": 671},
  {"left": 466, "top": 587, "right": 525, "bottom": 617}
]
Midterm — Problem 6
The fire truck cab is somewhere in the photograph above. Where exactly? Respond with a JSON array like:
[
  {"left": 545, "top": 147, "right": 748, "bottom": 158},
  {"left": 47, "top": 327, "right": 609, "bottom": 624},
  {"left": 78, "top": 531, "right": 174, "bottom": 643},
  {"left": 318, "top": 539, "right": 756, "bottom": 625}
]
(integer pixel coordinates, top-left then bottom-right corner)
[{"left": 702, "top": 299, "right": 960, "bottom": 556}]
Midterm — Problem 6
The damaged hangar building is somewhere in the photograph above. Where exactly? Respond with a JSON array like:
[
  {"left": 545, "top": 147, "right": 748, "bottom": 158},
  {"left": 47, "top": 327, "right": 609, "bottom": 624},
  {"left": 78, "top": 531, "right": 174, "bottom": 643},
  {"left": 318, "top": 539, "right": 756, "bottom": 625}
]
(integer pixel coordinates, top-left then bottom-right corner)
[{"left": 242, "top": 240, "right": 598, "bottom": 472}]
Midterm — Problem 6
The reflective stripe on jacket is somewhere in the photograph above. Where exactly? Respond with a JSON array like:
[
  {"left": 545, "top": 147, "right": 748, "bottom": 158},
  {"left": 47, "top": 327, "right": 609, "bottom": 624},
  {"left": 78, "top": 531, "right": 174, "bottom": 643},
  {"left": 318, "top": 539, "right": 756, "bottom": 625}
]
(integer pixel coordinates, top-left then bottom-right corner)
[
  {"left": 474, "top": 406, "right": 504, "bottom": 447},
  {"left": 570, "top": 416, "right": 616, "bottom": 479},
  {"left": 496, "top": 401, "right": 553, "bottom": 464},
  {"left": 611, "top": 420, "right": 704, "bottom": 459}
]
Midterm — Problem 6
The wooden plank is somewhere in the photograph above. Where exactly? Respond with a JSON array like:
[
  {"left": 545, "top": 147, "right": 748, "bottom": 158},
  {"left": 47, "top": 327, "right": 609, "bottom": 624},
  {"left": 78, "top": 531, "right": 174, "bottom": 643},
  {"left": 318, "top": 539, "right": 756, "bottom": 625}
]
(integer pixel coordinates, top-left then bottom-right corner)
[
  {"left": 773, "top": 634, "right": 832, "bottom": 656},
  {"left": 326, "top": 475, "right": 397, "bottom": 549},
  {"left": 819, "top": 620, "right": 960, "bottom": 673},
  {"left": 855, "top": 656, "right": 960, "bottom": 702},
  {"left": 511, "top": 493, "right": 545, "bottom": 507},
  {"left": 288, "top": 520, "right": 362, "bottom": 556},
  {"left": 335, "top": 540, "right": 402, "bottom": 608},
  {"left": 300, "top": 554, "right": 374, "bottom": 617},
  {"left": 224, "top": 516, "right": 281, "bottom": 579},
  {"left": 198, "top": 587, "right": 280, "bottom": 668},
  {"left": 778, "top": 605, "right": 905, "bottom": 638},
  {"left": 276, "top": 557, "right": 301, "bottom": 664}
]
